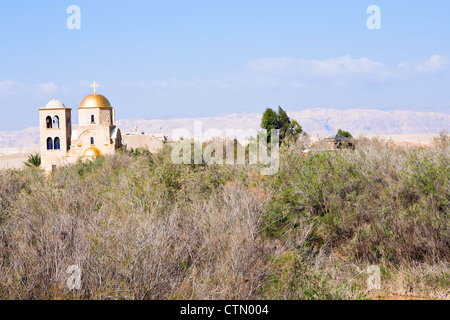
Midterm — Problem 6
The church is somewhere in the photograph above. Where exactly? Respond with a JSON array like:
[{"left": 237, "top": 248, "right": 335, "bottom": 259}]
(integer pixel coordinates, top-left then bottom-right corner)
[{"left": 39, "top": 82, "right": 123, "bottom": 172}]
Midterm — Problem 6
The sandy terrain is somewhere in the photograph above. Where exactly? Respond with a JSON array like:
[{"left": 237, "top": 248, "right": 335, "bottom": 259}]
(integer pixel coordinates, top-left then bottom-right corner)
[
  {"left": 0, "top": 147, "right": 40, "bottom": 170},
  {"left": 362, "top": 134, "right": 438, "bottom": 145}
]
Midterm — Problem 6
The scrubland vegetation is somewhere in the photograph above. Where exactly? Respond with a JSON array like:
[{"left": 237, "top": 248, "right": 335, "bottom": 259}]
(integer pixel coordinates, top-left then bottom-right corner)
[{"left": 0, "top": 133, "right": 448, "bottom": 300}]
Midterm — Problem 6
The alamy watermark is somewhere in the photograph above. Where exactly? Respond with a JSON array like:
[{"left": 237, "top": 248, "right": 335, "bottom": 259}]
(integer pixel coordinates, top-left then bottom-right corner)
[
  {"left": 170, "top": 122, "right": 280, "bottom": 175},
  {"left": 66, "top": 5, "right": 379, "bottom": 31},
  {"left": 367, "top": 265, "right": 381, "bottom": 291},
  {"left": 67, "top": 5, "right": 81, "bottom": 30},
  {"left": 66, "top": 265, "right": 81, "bottom": 290},
  {"left": 367, "top": 5, "right": 381, "bottom": 30}
]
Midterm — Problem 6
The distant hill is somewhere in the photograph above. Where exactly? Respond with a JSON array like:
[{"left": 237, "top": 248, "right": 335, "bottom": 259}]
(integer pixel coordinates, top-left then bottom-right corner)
[
  {"left": 288, "top": 108, "right": 449, "bottom": 137},
  {"left": 117, "top": 108, "right": 450, "bottom": 139},
  {"left": 0, "top": 108, "right": 448, "bottom": 147},
  {"left": 0, "top": 127, "right": 41, "bottom": 148}
]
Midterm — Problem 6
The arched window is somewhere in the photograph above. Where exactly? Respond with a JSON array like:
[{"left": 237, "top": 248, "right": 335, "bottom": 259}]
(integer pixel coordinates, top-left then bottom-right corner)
[
  {"left": 54, "top": 137, "right": 61, "bottom": 150},
  {"left": 47, "top": 137, "right": 53, "bottom": 150},
  {"left": 91, "top": 115, "right": 95, "bottom": 123},
  {"left": 90, "top": 137, "right": 95, "bottom": 145},
  {"left": 53, "top": 116, "right": 59, "bottom": 128},
  {"left": 46, "top": 116, "right": 52, "bottom": 129}
]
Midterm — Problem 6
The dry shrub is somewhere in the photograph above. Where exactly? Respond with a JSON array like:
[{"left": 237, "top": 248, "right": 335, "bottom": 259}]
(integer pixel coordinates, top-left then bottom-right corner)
[
  {"left": 0, "top": 137, "right": 448, "bottom": 300},
  {"left": 0, "top": 153, "right": 278, "bottom": 299}
]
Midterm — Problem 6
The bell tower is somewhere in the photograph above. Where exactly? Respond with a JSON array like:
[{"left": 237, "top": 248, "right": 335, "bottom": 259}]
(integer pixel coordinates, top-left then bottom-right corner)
[{"left": 39, "top": 99, "right": 72, "bottom": 172}]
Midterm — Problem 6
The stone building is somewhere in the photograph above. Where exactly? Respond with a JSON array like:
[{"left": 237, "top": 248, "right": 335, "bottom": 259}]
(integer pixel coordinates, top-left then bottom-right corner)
[
  {"left": 39, "top": 83, "right": 122, "bottom": 172},
  {"left": 325, "top": 135, "right": 356, "bottom": 150}
]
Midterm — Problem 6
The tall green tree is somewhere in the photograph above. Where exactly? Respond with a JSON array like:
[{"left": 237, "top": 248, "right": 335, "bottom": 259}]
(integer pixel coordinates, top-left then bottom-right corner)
[
  {"left": 261, "top": 106, "right": 303, "bottom": 145},
  {"left": 277, "top": 106, "right": 291, "bottom": 141},
  {"left": 261, "top": 108, "right": 278, "bottom": 141}
]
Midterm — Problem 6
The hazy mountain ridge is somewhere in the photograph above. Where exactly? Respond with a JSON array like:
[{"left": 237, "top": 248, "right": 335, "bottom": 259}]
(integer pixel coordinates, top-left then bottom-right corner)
[
  {"left": 288, "top": 108, "right": 449, "bottom": 136},
  {"left": 117, "top": 108, "right": 450, "bottom": 139},
  {"left": 0, "top": 127, "right": 41, "bottom": 148},
  {"left": 0, "top": 108, "right": 448, "bottom": 148}
]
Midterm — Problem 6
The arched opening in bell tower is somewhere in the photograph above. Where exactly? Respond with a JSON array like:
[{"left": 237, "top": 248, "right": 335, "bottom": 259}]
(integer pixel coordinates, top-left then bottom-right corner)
[
  {"left": 53, "top": 116, "right": 60, "bottom": 128},
  {"left": 54, "top": 137, "right": 61, "bottom": 150},
  {"left": 46, "top": 116, "right": 52, "bottom": 128},
  {"left": 47, "top": 137, "right": 53, "bottom": 150}
]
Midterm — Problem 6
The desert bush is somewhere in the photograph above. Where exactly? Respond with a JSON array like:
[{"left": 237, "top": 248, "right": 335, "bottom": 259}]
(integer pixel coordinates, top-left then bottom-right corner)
[
  {"left": 0, "top": 138, "right": 448, "bottom": 299},
  {"left": 267, "top": 137, "right": 449, "bottom": 265}
]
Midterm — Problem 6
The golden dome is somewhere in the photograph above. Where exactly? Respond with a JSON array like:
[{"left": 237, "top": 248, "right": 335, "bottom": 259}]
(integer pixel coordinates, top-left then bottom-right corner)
[
  {"left": 79, "top": 94, "right": 112, "bottom": 109},
  {"left": 83, "top": 147, "right": 102, "bottom": 157}
]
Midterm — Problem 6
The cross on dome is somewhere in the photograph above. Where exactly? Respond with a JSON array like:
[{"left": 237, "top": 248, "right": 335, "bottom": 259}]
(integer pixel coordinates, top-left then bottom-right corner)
[{"left": 90, "top": 81, "right": 99, "bottom": 94}]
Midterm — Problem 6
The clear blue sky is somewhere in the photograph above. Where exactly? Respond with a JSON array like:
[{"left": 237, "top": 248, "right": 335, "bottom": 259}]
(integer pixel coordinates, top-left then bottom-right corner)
[{"left": 0, "top": 0, "right": 449, "bottom": 130}]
